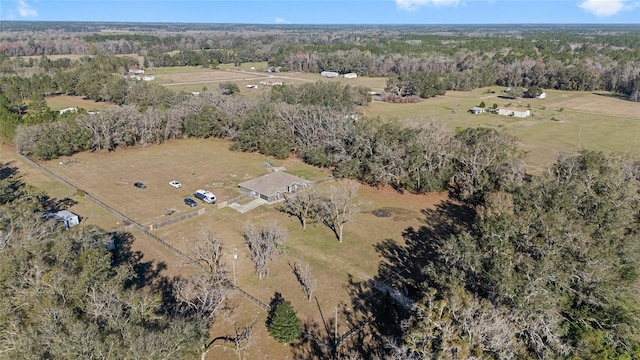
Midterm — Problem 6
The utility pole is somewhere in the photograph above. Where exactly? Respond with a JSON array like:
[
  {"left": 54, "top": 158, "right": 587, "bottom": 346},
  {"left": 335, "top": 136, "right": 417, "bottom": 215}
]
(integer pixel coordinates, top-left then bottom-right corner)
[{"left": 232, "top": 248, "right": 238, "bottom": 286}]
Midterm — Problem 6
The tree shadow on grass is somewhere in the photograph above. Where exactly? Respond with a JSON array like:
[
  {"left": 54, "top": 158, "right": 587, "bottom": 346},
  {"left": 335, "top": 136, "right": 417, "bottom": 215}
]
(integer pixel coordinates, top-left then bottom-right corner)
[
  {"left": 0, "top": 161, "right": 19, "bottom": 181},
  {"left": 308, "top": 199, "right": 476, "bottom": 359},
  {"left": 294, "top": 318, "right": 333, "bottom": 359},
  {"left": 374, "top": 200, "right": 475, "bottom": 297},
  {"left": 40, "top": 195, "right": 78, "bottom": 212},
  {"left": 111, "top": 231, "right": 169, "bottom": 291},
  {"left": 593, "top": 91, "right": 631, "bottom": 101}
]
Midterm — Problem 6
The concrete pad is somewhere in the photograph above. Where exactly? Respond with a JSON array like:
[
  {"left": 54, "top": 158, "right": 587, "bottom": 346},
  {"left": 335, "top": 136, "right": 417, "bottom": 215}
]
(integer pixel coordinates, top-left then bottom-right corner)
[{"left": 228, "top": 198, "right": 268, "bottom": 213}]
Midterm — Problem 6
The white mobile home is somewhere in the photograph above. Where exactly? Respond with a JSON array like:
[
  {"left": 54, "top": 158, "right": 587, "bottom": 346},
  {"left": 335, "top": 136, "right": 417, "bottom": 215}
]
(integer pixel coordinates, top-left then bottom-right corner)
[
  {"left": 321, "top": 71, "right": 340, "bottom": 78},
  {"left": 44, "top": 210, "right": 80, "bottom": 229},
  {"left": 497, "top": 108, "right": 531, "bottom": 118}
]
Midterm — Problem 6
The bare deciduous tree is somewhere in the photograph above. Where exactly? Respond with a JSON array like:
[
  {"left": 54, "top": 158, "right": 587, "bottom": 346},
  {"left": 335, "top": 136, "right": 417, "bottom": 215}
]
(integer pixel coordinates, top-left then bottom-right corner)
[
  {"left": 319, "top": 182, "right": 362, "bottom": 243},
  {"left": 193, "top": 227, "right": 226, "bottom": 281},
  {"left": 243, "top": 222, "right": 286, "bottom": 279},
  {"left": 233, "top": 325, "right": 254, "bottom": 360},
  {"left": 291, "top": 262, "right": 317, "bottom": 302},
  {"left": 173, "top": 272, "right": 227, "bottom": 320}
]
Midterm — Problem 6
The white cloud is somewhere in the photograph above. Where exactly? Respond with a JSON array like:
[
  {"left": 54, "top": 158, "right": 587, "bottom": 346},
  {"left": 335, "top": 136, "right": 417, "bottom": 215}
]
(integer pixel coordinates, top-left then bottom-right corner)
[
  {"left": 396, "top": 0, "right": 461, "bottom": 11},
  {"left": 17, "top": 0, "right": 38, "bottom": 17},
  {"left": 275, "top": 17, "right": 290, "bottom": 24},
  {"left": 578, "top": 0, "right": 630, "bottom": 16}
]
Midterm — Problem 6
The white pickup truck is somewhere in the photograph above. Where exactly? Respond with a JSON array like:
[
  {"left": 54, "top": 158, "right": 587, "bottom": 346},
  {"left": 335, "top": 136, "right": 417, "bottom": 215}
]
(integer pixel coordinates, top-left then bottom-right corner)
[{"left": 194, "top": 189, "right": 216, "bottom": 204}]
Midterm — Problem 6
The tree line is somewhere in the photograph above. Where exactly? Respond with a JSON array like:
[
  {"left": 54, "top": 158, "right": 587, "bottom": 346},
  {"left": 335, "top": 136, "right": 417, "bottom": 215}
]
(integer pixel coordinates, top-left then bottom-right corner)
[
  {"left": 380, "top": 150, "right": 640, "bottom": 359},
  {"left": 2, "top": 25, "right": 639, "bottom": 100},
  {"left": 0, "top": 164, "right": 234, "bottom": 358},
  {"left": 11, "top": 82, "right": 521, "bottom": 199}
]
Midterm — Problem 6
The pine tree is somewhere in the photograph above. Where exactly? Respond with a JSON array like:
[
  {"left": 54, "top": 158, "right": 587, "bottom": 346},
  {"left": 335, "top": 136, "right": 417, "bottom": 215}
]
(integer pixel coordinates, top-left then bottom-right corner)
[{"left": 266, "top": 293, "right": 302, "bottom": 344}]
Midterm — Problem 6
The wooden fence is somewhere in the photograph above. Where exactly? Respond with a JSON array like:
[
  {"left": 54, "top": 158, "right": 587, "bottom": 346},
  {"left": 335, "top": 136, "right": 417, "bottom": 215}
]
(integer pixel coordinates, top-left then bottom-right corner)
[
  {"left": 19, "top": 154, "right": 270, "bottom": 317},
  {"left": 147, "top": 208, "right": 205, "bottom": 230}
]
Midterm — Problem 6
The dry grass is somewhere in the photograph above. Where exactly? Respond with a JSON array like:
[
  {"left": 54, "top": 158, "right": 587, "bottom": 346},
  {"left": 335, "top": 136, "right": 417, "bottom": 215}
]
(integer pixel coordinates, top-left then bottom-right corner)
[
  {"left": 366, "top": 87, "right": 640, "bottom": 174},
  {"left": 155, "top": 66, "right": 638, "bottom": 173},
  {"left": 45, "top": 95, "right": 114, "bottom": 111},
  {"left": 3, "top": 138, "right": 446, "bottom": 359},
  {"left": 156, "top": 67, "right": 388, "bottom": 96}
]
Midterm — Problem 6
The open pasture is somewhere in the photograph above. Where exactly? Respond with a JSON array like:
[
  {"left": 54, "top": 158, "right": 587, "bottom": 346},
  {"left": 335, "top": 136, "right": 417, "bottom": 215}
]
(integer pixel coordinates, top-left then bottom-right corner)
[
  {"left": 366, "top": 87, "right": 640, "bottom": 173},
  {"left": 154, "top": 65, "right": 388, "bottom": 94},
  {"left": 216, "top": 61, "right": 269, "bottom": 71},
  {"left": 44, "top": 94, "right": 114, "bottom": 111},
  {"left": 40, "top": 138, "right": 330, "bottom": 226},
  {"left": 26, "top": 138, "right": 446, "bottom": 359}
]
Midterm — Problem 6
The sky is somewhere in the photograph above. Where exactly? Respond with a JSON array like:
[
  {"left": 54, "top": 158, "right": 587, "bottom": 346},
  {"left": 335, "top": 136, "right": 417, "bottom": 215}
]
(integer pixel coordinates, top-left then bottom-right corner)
[{"left": 1, "top": 0, "right": 639, "bottom": 24}]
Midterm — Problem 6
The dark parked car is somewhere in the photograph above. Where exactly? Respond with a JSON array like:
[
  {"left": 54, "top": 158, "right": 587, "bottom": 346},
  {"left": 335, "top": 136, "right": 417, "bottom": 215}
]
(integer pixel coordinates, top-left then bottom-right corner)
[
  {"left": 184, "top": 197, "right": 197, "bottom": 207},
  {"left": 134, "top": 182, "right": 147, "bottom": 189}
]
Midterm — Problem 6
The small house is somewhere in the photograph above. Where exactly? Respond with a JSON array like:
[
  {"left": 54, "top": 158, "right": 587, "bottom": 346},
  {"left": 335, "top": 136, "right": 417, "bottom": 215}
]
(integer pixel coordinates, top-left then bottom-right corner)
[
  {"left": 469, "top": 106, "right": 485, "bottom": 114},
  {"left": 44, "top": 210, "right": 80, "bottom": 229},
  {"left": 321, "top": 71, "right": 340, "bottom": 78},
  {"left": 238, "top": 171, "right": 309, "bottom": 202},
  {"left": 497, "top": 108, "right": 531, "bottom": 118}
]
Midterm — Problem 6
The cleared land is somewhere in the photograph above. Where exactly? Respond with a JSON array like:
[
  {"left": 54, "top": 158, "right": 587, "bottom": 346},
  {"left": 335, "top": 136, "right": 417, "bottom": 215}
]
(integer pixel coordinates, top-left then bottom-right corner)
[
  {"left": 154, "top": 66, "right": 638, "bottom": 172},
  {"left": 45, "top": 94, "right": 114, "bottom": 111},
  {"left": 3, "top": 138, "right": 446, "bottom": 359},
  {"left": 153, "top": 65, "right": 388, "bottom": 95},
  {"left": 366, "top": 87, "right": 640, "bottom": 173}
]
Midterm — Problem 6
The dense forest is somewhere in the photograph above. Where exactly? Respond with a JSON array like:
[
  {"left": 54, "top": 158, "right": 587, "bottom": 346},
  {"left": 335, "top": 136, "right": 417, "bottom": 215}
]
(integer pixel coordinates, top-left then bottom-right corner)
[
  {"left": 1, "top": 23, "right": 639, "bottom": 100},
  {"left": 1, "top": 23, "right": 640, "bottom": 359},
  {"left": 0, "top": 162, "right": 232, "bottom": 358}
]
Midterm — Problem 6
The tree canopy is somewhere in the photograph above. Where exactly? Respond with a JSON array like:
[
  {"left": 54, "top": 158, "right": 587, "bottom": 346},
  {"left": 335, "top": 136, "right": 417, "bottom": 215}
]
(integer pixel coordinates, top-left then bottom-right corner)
[{"left": 0, "top": 164, "right": 219, "bottom": 359}]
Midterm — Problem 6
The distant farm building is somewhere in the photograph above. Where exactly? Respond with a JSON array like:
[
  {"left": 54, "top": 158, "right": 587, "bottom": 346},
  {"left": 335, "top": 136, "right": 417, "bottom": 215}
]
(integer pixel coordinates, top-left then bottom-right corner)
[
  {"left": 497, "top": 108, "right": 531, "bottom": 118},
  {"left": 129, "top": 69, "right": 144, "bottom": 74},
  {"left": 44, "top": 210, "right": 80, "bottom": 229},
  {"left": 59, "top": 107, "right": 77, "bottom": 115},
  {"left": 344, "top": 73, "right": 358, "bottom": 79},
  {"left": 238, "top": 171, "right": 310, "bottom": 202},
  {"left": 321, "top": 71, "right": 340, "bottom": 78},
  {"left": 536, "top": 92, "right": 547, "bottom": 99},
  {"left": 469, "top": 106, "right": 485, "bottom": 114},
  {"left": 259, "top": 80, "right": 284, "bottom": 87},
  {"left": 132, "top": 75, "right": 155, "bottom": 81}
]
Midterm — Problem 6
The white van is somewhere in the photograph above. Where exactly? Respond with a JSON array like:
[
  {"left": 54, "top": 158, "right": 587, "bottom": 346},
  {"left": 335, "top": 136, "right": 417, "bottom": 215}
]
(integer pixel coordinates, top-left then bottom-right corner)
[{"left": 194, "top": 189, "right": 216, "bottom": 204}]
